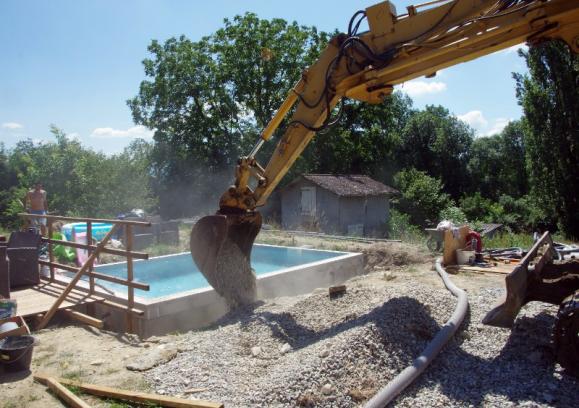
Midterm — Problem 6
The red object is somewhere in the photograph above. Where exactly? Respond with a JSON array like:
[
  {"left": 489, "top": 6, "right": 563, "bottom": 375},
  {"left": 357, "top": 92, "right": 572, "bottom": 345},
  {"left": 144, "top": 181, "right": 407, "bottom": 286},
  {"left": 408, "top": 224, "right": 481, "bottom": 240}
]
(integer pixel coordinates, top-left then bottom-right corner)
[{"left": 466, "top": 231, "right": 483, "bottom": 252}]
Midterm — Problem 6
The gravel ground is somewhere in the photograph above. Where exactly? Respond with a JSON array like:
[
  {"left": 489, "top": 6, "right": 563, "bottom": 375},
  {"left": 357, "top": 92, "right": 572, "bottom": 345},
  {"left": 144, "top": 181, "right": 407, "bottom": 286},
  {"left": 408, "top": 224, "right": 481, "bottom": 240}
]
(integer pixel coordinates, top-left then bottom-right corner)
[{"left": 147, "top": 271, "right": 578, "bottom": 407}]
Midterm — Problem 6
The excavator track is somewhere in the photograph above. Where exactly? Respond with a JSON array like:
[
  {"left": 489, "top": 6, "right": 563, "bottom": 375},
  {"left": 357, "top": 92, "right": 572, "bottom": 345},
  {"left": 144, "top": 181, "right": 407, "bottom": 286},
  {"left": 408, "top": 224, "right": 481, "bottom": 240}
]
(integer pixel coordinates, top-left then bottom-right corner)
[{"left": 554, "top": 290, "right": 579, "bottom": 377}]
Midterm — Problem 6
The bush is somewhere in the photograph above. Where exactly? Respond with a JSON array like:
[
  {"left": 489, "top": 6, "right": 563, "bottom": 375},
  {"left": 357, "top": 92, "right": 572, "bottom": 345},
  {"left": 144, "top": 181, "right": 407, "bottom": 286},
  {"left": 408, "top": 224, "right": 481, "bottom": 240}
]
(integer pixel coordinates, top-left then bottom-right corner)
[
  {"left": 439, "top": 206, "right": 468, "bottom": 225},
  {"left": 459, "top": 192, "right": 494, "bottom": 222},
  {"left": 387, "top": 209, "right": 424, "bottom": 243},
  {"left": 394, "top": 168, "right": 452, "bottom": 227}
]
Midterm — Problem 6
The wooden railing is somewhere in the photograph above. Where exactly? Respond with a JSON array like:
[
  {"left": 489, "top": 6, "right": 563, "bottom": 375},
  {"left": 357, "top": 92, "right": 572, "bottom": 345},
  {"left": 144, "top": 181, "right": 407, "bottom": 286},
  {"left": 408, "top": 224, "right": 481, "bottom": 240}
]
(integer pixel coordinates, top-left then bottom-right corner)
[{"left": 19, "top": 213, "right": 151, "bottom": 332}]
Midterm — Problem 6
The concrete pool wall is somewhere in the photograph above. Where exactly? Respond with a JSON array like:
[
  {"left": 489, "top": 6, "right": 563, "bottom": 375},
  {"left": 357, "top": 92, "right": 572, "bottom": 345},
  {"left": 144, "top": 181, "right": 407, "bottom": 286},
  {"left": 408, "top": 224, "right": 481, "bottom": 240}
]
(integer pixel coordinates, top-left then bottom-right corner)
[{"left": 90, "top": 247, "right": 364, "bottom": 337}]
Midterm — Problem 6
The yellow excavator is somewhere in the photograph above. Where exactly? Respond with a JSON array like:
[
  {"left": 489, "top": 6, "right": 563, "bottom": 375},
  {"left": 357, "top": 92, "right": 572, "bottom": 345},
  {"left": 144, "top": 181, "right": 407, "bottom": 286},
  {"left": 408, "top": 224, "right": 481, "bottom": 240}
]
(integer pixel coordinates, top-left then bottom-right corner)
[
  {"left": 190, "top": 0, "right": 579, "bottom": 376},
  {"left": 190, "top": 0, "right": 579, "bottom": 367}
]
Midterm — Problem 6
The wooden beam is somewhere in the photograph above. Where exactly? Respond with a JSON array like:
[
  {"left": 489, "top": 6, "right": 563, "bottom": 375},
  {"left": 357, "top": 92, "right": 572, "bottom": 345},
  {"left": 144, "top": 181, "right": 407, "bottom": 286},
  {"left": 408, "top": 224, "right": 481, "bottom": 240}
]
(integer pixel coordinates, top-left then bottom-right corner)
[
  {"left": 39, "top": 259, "right": 79, "bottom": 273},
  {"left": 126, "top": 224, "right": 134, "bottom": 333},
  {"left": 41, "top": 377, "right": 92, "bottom": 408},
  {"left": 19, "top": 213, "right": 151, "bottom": 226},
  {"left": 100, "top": 299, "right": 145, "bottom": 316},
  {"left": 48, "top": 221, "right": 55, "bottom": 281},
  {"left": 87, "top": 221, "right": 94, "bottom": 294},
  {"left": 38, "top": 260, "right": 150, "bottom": 291},
  {"left": 34, "top": 374, "right": 223, "bottom": 408},
  {"left": 36, "top": 224, "right": 119, "bottom": 330},
  {"left": 86, "top": 270, "right": 149, "bottom": 291},
  {"left": 41, "top": 239, "right": 149, "bottom": 260},
  {"left": 61, "top": 309, "right": 104, "bottom": 329}
]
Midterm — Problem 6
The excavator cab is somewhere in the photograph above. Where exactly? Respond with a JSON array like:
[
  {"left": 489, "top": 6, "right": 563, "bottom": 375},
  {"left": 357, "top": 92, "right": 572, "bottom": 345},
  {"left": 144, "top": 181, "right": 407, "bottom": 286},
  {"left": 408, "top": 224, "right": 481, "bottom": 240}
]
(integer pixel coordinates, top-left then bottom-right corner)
[{"left": 190, "top": 210, "right": 262, "bottom": 307}]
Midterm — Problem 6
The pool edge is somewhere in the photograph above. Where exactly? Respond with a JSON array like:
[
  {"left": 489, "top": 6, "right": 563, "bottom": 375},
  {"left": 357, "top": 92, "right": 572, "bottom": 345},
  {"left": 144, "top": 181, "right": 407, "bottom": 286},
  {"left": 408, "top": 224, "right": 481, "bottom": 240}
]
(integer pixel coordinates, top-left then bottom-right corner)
[{"left": 93, "top": 251, "right": 364, "bottom": 338}]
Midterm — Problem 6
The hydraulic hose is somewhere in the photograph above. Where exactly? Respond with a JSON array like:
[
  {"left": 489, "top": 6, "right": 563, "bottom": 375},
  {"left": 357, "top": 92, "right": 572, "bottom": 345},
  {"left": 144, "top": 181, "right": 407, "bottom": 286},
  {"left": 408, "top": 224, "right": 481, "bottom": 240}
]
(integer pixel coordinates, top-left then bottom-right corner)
[{"left": 364, "top": 258, "right": 469, "bottom": 408}]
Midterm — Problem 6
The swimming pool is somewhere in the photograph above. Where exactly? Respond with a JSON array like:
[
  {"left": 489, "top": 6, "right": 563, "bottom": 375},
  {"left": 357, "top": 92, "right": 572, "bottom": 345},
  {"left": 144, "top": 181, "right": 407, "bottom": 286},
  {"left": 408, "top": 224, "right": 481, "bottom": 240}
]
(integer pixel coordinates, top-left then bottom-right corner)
[
  {"left": 85, "top": 244, "right": 363, "bottom": 337},
  {"left": 94, "top": 244, "right": 349, "bottom": 299}
]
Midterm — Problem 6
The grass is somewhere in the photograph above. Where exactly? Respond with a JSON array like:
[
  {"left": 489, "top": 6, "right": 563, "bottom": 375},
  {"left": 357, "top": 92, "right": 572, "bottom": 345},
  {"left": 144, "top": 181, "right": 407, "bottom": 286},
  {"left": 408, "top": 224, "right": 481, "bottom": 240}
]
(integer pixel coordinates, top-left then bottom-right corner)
[{"left": 484, "top": 232, "right": 535, "bottom": 249}]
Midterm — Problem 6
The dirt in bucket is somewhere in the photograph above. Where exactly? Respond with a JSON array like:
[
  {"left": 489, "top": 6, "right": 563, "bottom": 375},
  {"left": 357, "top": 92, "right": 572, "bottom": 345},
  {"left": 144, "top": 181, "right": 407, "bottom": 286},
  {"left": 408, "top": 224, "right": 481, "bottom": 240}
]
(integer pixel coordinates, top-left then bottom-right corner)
[{"left": 0, "top": 335, "right": 35, "bottom": 372}]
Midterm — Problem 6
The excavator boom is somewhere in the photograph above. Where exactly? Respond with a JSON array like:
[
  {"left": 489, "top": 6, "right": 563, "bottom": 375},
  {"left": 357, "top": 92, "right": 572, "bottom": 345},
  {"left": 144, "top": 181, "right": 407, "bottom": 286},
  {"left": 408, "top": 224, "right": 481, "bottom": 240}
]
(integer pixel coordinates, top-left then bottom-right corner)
[{"left": 190, "top": 0, "right": 579, "bottom": 306}]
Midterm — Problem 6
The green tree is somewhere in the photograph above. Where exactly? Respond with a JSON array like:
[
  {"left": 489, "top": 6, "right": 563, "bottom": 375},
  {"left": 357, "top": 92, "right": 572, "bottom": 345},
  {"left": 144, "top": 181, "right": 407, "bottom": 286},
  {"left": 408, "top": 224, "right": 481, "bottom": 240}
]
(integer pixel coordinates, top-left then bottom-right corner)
[
  {"left": 128, "top": 14, "right": 329, "bottom": 218},
  {"left": 394, "top": 168, "right": 452, "bottom": 227},
  {"left": 1, "top": 127, "right": 156, "bottom": 227},
  {"left": 397, "top": 105, "right": 473, "bottom": 199},
  {"left": 499, "top": 121, "right": 528, "bottom": 197},
  {"left": 467, "top": 135, "right": 504, "bottom": 200},
  {"left": 514, "top": 41, "right": 579, "bottom": 238},
  {"left": 306, "top": 92, "right": 413, "bottom": 181}
]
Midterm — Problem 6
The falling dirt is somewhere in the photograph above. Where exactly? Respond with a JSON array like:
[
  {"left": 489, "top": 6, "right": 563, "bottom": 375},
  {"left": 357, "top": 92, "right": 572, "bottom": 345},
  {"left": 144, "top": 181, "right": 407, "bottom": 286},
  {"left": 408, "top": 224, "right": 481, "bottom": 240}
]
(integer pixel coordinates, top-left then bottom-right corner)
[{"left": 210, "top": 239, "right": 257, "bottom": 307}]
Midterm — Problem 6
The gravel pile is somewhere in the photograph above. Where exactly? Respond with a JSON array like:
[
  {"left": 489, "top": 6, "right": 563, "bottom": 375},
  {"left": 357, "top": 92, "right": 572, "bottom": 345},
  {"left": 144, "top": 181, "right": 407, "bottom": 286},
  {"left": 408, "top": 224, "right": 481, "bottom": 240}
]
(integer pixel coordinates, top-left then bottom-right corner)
[{"left": 146, "top": 273, "right": 578, "bottom": 407}]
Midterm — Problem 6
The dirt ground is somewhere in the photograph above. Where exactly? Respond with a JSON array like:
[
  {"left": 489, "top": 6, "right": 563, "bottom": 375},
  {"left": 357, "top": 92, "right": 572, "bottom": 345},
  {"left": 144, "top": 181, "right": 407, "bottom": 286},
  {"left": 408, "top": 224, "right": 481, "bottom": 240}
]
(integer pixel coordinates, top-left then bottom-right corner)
[{"left": 0, "top": 239, "right": 506, "bottom": 408}]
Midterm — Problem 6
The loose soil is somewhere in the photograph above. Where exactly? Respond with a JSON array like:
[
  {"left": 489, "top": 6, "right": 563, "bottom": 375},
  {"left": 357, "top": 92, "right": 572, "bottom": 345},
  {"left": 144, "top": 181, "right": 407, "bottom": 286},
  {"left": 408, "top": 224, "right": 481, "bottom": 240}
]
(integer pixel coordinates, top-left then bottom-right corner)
[{"left": 0, "top": 238, "right": 559, "bottom": 407}]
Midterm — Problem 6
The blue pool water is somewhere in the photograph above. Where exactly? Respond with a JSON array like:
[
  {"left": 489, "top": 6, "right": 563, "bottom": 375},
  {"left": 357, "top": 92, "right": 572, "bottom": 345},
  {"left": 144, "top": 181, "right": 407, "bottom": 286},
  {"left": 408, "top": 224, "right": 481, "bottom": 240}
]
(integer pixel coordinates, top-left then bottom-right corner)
[{"left": 93, "top": 245, "right": 347, "bottom": 299}]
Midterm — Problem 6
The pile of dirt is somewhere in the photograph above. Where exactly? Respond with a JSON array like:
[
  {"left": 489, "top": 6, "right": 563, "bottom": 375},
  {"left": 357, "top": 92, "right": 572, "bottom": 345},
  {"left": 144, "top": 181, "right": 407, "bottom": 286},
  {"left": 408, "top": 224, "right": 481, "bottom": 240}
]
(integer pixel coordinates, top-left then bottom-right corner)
[{"left": 360, "top": 242, "right": 430, "bottom": 271}]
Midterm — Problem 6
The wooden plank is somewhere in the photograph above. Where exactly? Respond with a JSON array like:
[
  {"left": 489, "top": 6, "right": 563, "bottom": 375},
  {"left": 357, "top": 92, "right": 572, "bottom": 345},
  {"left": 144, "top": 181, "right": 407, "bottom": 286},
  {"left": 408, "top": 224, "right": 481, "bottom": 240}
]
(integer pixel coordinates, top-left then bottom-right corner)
[
  {"left": 442, "top": 225, "right": 470, "bottom": 266},
  {"left": 61, "top": 309, "right": 104, "bottom": 329},
  {"left": 0, "top": 316, "right": 30, "bottom": 340},
  {"left": 37, "top": 224, "right": 119, "bottom": 330},
  {"left": 86, "top": 270, "right": 149, "bottom": 291},
  {"left": 34, "top": 374, "right": 223, "bottom": 408},
  {"left": 458, "top": 265, "right": 515, "bottom": 275},
  {"left": 41, "top": 239, "right": 149, "bottom": 260},
  {"left": 87, "top": 221, "right": 94, "bottom": 294},
  {"left": 99, "top": 299, "right": 145, "bottom": 316},
  {"left": 39, "top": 259, "right": 79, "bottom": 273},
  {"left": 10, "top": 283, "right": 104, "bottom": 317},
  {"left": 38, "top": 260, "right": 149, "bottom": 291},
  {"left": 41, "top": 377, "right": 92, "bottom": 408},
  {"left": 19, "top": 213, "right": 151, "bottom": 226},
  {"left": 20, "top": 282, "right": 146, "bottom": 316},
  {"left": 126, "top": 224, "right": 134, "bottom": 333},
  {"left": 48, "top": 221, "right": 55, "bottom": 281}
]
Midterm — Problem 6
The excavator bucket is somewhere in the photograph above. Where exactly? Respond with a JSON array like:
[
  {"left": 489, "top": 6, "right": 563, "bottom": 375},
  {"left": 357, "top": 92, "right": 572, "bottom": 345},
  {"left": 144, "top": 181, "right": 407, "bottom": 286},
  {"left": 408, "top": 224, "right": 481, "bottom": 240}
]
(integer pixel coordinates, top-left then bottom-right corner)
[
  {"left": 483, "top": 231, "right": 556, "bottom": 327},
  {"left": 190, "top": 211, "right": 262, "bottom": 307}
]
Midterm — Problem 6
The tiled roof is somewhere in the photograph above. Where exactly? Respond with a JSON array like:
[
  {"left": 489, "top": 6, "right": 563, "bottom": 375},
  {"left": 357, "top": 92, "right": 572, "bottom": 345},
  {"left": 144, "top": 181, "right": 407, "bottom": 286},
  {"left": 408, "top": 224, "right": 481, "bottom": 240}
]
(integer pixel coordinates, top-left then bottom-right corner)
[{"left": 300, "top": 174, "right": 399, "bottom": 197}]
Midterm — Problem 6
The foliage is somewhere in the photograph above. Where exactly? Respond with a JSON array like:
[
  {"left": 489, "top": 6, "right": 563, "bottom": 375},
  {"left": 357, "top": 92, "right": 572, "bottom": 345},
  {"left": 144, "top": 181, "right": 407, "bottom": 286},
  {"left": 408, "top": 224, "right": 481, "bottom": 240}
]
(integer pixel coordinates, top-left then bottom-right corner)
[
  {"left": 396, "top": 105, "right": 473, "bottom": 199},
  {"left": 459, "top": 192, "right": 547, "bottom": 232},
  {"left": 484, "top": 231, "right": 535, "bottom": 250},
  {"left": 514, "top": 41, "right": 579, "bottom": 239},
  {"left": 467, "top": 121, "right": 528, "bottom": 200},
  {"left": 307, "top": 92, "right": 414, "bottom": 183},
  {"left": 439, "top": 206, "right": 467, "bottom": 225},
  {"left": 459, "top": 192, "right": 494, "bottom": 222},
  {"left": 0, "top": 127, "right": 156, "bottom": 227},
  {"left": 128, "top": 14, "right": 329, "bottom": 218},
  {"left": 386, "top": 209, "right": 424, "bottom": 243},
  {"left": 1, "top": 18, "right": 576, "bottom": 242},
  {"left": 394, "top": 168, "right": 452, "bottom": 227}
]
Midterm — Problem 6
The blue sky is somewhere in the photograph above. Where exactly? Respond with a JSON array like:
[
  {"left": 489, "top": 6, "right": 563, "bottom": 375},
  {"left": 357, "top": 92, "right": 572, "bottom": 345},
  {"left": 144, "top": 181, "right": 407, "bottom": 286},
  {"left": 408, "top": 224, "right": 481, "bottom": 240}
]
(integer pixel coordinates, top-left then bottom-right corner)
[{"left": 0, "top": 0, "right": 528, "bottom": 154}]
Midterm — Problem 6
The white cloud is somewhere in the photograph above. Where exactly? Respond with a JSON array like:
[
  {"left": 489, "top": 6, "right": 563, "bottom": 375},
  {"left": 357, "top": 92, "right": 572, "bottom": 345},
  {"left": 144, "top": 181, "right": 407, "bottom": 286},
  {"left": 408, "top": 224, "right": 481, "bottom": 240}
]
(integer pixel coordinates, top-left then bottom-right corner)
[
  {"left": 503, "top": 43, "right": 528, "bottom": 54},
  {"left": 457, "top": 110, "right": 488, "bottom": 131},
  {"left": 485, "top": 117, "right": 511, "bottom": 136},
  {"left": 67, "top": 132, "right": 81, "bottom": 141},
  {"left": 457, "top": 110, "right": 512, "bottom": 136},
  {"left": 1, "top": 122, "right": 24, "bottom": 130},
  {"left": 90, "top": 125, "right": 153, "bottom": 140},
  {"left": 397, "top": 80, "right": 447, "bottom": 97}
]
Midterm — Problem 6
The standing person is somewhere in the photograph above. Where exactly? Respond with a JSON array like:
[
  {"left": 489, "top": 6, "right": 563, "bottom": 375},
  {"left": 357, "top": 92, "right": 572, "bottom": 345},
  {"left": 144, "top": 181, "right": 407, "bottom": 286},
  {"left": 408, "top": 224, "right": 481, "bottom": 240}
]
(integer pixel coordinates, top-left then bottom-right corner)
[{"left": 25, "top": 182, "right": 48, "bottom": 235}]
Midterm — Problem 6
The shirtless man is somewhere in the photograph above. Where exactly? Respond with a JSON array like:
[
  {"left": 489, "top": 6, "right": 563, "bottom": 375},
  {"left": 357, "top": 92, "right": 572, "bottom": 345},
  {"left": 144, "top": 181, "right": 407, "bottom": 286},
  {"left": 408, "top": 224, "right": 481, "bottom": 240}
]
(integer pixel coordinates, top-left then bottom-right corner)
[{"left": 25, "top": 182, "right": 48, "bottom": 235}]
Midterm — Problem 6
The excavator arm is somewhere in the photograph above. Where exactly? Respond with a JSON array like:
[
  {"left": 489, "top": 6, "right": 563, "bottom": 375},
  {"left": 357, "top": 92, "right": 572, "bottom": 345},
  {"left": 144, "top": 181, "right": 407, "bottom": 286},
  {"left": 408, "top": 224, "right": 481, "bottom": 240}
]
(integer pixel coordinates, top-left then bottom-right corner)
[{"left": 190, "top": 0, "right": 579, "bottom": 306}]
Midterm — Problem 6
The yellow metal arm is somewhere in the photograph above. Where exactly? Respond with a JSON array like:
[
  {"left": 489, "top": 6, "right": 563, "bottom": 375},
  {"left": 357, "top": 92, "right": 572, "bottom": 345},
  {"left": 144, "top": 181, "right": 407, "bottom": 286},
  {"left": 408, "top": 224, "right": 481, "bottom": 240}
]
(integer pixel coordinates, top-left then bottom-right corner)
[{"left": 218, "top": 0, "right": 579, "bottom": 212}]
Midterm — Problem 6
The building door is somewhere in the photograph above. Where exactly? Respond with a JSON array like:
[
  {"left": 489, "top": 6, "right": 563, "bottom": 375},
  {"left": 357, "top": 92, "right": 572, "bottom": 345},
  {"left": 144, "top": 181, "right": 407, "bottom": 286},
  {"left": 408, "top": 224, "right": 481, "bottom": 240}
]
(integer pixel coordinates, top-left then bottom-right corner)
[{"left": 300, "top": 187, "right": 316, "bottom": 216}]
